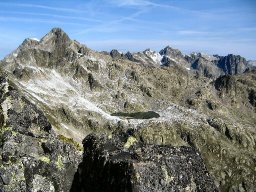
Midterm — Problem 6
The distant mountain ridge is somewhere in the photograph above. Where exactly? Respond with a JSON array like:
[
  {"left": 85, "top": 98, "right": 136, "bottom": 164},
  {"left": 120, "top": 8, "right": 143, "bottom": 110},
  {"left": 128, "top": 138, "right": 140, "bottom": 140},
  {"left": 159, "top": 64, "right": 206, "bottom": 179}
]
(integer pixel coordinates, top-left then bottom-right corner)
[
  {"left": 109, "top": 45, "right": 250, "bottom": 78},
  {"left": 5, "top": 28, "right": 251, "bottom": 79}
]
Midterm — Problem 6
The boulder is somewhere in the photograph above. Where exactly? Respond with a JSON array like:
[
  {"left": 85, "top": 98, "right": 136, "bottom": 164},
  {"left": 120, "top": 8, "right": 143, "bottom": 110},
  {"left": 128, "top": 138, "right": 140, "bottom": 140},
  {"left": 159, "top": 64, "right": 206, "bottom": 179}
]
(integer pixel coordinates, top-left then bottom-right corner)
[{"left": 71, "top": 134, "right": 218, "bottom": 192}]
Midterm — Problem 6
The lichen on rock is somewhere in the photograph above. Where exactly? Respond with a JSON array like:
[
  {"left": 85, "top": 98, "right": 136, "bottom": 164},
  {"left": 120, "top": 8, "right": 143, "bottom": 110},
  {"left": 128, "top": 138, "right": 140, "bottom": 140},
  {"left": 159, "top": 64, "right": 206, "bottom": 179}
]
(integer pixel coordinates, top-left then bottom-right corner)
[
  {"left": 0, "top": 77, "right": 82, "bottom": 192},
  {"left": 70, "top": 133, "right": 218, "bottom": 192}
]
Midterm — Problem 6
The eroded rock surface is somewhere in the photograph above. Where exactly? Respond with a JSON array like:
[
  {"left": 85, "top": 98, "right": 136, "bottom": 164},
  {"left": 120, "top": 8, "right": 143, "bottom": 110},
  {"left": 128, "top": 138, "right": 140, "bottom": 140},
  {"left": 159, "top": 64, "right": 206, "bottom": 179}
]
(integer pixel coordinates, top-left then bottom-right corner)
[
  {"left": 0, "top": 76, "right": 82, "bottom": 192},
  {"left": 71, "top": 134, "right": 218, "bottom": 192}
]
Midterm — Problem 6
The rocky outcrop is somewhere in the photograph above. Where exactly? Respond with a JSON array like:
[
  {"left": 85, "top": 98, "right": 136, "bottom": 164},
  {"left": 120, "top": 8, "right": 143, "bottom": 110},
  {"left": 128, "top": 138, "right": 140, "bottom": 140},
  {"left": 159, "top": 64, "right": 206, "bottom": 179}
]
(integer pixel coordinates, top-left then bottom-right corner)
[
  {"left": 160, "top": 46, "right": 185, "bottom": 61},
  {"left": 214, "top": 75, "right": 236, "bottom": 93},
  {"left": 71, "top": 134, "right": 218, "bottom": 192},
  {"left": 187, "top": 53, "right": 249, "bottom": 78},
  {"left": 125, "top": 52, "right": 138, "bottom": 62},
  {"left": 160, "top": 46, "right": 189, "bottom": 67},
  {"left": 0, "top": 76, "right": 81, "bottom": 192},
  {"left": 110, "top": 49, "right": 123, "bottom": 59},
  {"left": 189, "top": 53, "right": 220, "bottom": 78},
  {"left": 216, "top": 54, "right": 247, "bottom": 75},
  {"left": 161, "top": 55, "right": 176, "bottom": 67},
  {"left": 124, "top": 49, "right": 162, "bottom": 66}
]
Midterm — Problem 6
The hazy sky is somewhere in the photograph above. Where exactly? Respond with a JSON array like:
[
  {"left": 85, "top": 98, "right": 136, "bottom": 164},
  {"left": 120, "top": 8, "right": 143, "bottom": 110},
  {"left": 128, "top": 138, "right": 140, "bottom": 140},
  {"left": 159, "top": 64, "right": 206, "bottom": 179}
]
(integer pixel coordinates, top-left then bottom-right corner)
[{"left": 0, "top": 0, "right": 256, "bottom": 59}]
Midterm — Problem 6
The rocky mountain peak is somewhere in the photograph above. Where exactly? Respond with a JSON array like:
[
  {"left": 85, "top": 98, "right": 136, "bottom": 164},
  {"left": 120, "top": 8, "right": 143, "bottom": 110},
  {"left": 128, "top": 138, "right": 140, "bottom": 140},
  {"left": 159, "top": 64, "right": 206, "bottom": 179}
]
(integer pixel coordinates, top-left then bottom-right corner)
[
  {"left": 143, "top": 48, "right": 154, "bottom": 54},
  {"left": 217, "top": 54, "right": 247, "bottom": 75},
  {"left": 159, "top": 46, "right": 189, "bottom": 67},
  {"left": 17, "top": 38, "right": 40, "bottom": 51},
  {"left": 5, "top": 28, "right": 71, "bottom": 57},
  {"left": 1, "top": 28, "right": 89, "bottom": 77},
  {"left": 39, "top": 28, "right": 71, "bottom": 52},
  {"left": 42, "top": 28, "right": 70, "bottom": 41},
  {"left": 143, "top": 49, "right": 162, "bottom": 63},
  {"left": 159, "top": 46, "right": 183, "bottom": 57},
  {"left": 110, "top": 49, "right": 123, "bottom": 59}
]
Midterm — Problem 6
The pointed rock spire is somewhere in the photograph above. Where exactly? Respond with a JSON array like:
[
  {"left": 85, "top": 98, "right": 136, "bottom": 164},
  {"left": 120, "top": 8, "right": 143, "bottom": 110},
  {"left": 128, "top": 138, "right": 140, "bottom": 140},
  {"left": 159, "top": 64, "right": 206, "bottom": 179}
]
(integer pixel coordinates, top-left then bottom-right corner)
[
  {"left": 159, "top": 46, "right": 182, "bottom": 57},
  {"left": 40, "top": 28, "right": 71, "bottom": 52},
  {"left": 41, "top": 28, "right": 70, "bottom": 42}
]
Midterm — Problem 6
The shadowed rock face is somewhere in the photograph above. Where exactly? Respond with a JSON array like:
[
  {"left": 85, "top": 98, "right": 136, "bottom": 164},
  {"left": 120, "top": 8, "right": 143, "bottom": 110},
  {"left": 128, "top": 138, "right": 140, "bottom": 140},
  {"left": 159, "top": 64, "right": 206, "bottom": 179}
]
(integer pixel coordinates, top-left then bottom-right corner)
[
  {"left": 71, "top": 134, "right": 218, "bottom": 192},
  {"left": 110, "top": 49, "right": 124, "bottom": 59},
  {"left": 217, "top": 54, "right": 247, "bottom": 75},
  {"left": 188, "top": 53, "right": 249, "bottom": 78}
]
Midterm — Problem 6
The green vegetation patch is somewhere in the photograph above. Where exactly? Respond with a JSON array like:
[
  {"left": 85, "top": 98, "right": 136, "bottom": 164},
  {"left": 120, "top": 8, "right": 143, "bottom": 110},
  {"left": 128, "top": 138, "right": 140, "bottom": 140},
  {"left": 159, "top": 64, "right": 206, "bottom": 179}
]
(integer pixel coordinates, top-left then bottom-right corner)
[{"left": 57, "top": 134, "right": 83, "bottom": 151}]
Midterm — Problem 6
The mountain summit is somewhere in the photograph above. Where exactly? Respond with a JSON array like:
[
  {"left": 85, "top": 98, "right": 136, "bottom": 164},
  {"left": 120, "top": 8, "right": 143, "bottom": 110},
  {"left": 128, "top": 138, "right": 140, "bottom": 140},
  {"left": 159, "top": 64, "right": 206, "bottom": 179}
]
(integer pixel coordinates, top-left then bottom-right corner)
[
  {"left": 0, "top": 28, "right": 255, "bottom": 191},
  {"left": 40, "top": 28, "right": 71, "bottom": 51}
]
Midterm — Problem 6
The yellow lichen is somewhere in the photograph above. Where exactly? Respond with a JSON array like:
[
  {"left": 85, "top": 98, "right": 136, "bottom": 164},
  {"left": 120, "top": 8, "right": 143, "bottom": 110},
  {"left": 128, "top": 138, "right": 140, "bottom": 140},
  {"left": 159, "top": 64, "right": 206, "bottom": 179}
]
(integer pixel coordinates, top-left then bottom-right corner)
[
  {"left": 108, "top": 134, "right": 113, "bottom": 139},
  {"left": 161, "top": 165, "right": 174, "bottom": 183},
  {"left": 39, "top": 156, "right": 50, "bottom": 163},
  {"left": 124, "top": 136, "right": 137, "bottom": 149},
  {"left": 55, "top": 155, "right": 64, "bottom": 170},
  {"left": 57, "top": 134, "right": 83, "bottom": 151}
]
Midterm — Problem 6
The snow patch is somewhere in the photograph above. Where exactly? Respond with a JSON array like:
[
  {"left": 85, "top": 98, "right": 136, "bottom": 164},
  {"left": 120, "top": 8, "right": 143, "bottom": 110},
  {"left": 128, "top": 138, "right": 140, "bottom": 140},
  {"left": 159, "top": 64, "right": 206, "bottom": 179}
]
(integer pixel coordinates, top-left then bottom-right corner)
[
  {"left": 77, "top": 52, "right": 83, "bottom": 57},
  {"left": 29, "top": 37, "right": 40, "bottom": 41},
  {"left": 19, "top": 64, "right": 43, "bottom": 73},
  {"left": 144, "top": 49, "right": 163, "bottom": 64},
  {"left": 126, "top": 103, "right": 208, "bottom": 128},
  {"left": 150, "top": 52, "right": 163, "bottom": 64},
  {"left": 61, "top": 123, "right": 70, "bottom": 130},
  {"left": 70, "top": 96, "right": 120, "bottom": 122},
  {"left": 19, "top": 69, "right": 120, "bottom": 122},
  {"left": 169, "top": 57, "right": 177, "bottom": 62},
  {"left": 117, "top": 50, "right": 123, "bottom": 54}
]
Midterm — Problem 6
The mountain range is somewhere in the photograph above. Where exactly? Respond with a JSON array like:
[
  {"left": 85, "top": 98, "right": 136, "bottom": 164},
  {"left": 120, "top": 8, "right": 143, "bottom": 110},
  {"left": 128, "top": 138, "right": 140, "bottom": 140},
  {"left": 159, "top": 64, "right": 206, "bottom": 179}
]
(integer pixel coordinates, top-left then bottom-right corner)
[{"left": 0, "top": 28, "right": 255, "bottom": 191}]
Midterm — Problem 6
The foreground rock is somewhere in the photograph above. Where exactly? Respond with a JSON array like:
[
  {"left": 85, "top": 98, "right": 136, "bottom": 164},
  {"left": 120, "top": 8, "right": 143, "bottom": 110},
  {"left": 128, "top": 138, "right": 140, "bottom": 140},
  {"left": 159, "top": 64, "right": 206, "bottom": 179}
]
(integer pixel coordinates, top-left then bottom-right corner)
[
  {"left": 71, "top": 134, "right": 218, "bottom": 192},
  {"left": 0, "top": 76, "right": 82, "bottom": 192}
]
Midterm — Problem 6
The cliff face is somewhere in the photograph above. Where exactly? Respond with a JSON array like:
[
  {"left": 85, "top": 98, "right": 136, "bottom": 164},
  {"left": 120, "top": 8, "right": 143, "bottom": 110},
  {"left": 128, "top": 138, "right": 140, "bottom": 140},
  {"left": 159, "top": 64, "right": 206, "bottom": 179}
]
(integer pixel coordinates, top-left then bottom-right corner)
[
  {"left": 71, "top": 134, "right": 218, "bottom": 192},
  {"left": 189, "top": 53, "right": 249, "bottom": 78},
  {"left": 0, "top": 28, "right": 255, "bottom": 191},
  {"left": 217, "top": 54, "right": 247, "bottom": 75}
]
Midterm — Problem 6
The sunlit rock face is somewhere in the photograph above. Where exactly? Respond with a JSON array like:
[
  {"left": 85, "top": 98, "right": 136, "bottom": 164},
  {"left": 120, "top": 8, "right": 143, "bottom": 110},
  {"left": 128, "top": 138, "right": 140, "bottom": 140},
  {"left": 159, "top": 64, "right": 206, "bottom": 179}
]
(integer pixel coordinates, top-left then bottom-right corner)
[{"left": 0, "top": 28, "right": 255, "bottom": 191}]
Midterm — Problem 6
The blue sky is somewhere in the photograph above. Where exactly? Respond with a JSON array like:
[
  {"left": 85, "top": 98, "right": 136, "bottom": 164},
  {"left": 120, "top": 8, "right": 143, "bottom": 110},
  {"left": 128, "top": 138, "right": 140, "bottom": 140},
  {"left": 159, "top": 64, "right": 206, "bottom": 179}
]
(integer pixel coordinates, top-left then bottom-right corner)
[{"left": 0, "top": 0, "right": 256, "bottom": 59}]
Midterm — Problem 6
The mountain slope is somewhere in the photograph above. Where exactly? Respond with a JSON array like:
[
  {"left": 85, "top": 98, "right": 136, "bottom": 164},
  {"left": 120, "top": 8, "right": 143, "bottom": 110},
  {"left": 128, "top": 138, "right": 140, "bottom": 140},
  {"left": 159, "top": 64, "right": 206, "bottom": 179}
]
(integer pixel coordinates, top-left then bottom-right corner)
[
  {"left": 0, "top": 76, "right": 81, "bottom": 191},
  {"left": 0, "top": 28, "right": 256, "bottom": 191}
]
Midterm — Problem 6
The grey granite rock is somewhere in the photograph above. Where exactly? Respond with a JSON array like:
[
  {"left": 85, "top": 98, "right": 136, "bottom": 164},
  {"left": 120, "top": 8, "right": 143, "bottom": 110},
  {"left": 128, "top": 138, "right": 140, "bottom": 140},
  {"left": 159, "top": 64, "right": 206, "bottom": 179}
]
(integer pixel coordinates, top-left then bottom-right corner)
[
  {"left": 71, "top": 134, "right": 218, "bottom": 192},
  {"left": 0, "top": 77, "right": 82, "bottom": 192}
]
